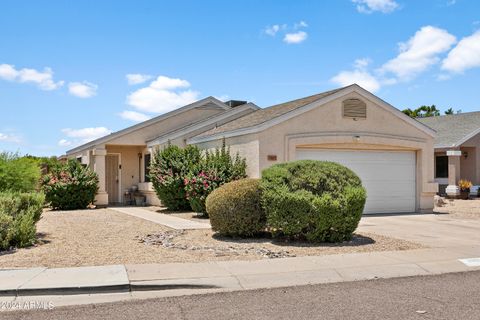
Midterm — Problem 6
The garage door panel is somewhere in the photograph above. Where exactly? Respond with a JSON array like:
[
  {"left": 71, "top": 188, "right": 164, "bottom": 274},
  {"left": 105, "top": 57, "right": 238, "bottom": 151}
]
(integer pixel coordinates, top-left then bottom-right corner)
[{"left": 295, "top": 149, "right": 416, "bottom": 214}]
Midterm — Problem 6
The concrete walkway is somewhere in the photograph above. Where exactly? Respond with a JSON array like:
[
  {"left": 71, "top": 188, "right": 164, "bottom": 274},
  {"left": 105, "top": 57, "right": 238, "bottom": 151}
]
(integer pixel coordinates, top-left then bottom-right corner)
[{"left": 110, "top": 207, "right": 211, "bottom": 230}]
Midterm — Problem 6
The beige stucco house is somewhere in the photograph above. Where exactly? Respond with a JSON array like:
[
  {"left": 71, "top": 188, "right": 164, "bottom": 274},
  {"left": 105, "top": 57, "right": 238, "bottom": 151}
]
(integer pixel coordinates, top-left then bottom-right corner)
[
  {"left": 66, "top": 84, "right": 438, "bottom": 214},
  {"left": 417, "top": 112, "right": 480, "bottom": 197}
]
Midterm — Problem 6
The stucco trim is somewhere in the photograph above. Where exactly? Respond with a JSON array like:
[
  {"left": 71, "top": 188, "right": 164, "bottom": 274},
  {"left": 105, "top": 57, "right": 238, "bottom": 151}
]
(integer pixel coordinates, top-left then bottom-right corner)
[
  {"left": 146, "top": 103, "right": 260, "bottom": 147},
  {"left": 66, "top": 96, "right": 229, "bottom": 155},
  {"left": 188, "top": 84, "right": 436, "bottom": 144}
]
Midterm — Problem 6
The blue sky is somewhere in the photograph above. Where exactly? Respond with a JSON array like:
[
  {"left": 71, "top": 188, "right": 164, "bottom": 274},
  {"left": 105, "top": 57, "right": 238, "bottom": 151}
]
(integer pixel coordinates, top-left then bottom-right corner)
[{"left": 1, "top": 0, "right": 480, "bottom": 156}]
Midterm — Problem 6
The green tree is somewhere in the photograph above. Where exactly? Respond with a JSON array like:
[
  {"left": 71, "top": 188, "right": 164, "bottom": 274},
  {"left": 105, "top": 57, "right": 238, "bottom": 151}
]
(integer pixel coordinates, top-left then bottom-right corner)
[
  {"left": 402, "top": 105, "right": 440, "bottom": 118},
  {"left": 444, "top": 108, "right": 454, "bottom": 115},
  {"left": 0, "top": 152, "right": 41, "bottom": 192}
]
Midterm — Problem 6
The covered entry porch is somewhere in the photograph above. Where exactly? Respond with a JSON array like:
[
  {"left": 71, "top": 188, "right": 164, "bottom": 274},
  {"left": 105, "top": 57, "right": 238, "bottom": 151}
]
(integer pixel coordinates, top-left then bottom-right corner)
[{"left": 90, "top": 145, "right": 158, "bottom": 206}]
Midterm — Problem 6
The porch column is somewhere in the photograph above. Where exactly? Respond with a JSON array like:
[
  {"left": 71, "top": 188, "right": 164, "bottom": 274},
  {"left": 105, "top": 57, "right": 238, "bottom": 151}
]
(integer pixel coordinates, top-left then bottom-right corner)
[
  {"left": 93, "top": 148, "right": 109, "bottom": 206},
  {"left": 446, "top": 150, "right": 461, "bottom": 197}
]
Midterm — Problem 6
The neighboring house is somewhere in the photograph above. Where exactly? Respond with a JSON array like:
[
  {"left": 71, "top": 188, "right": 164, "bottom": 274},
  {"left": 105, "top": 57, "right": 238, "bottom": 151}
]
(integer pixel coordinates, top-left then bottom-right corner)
[
  {"left": 417, "top": 112, "right": 480, "bottom": 196},
  {"left": 66, "top": 84, "right": 438, "bottom": 214}
]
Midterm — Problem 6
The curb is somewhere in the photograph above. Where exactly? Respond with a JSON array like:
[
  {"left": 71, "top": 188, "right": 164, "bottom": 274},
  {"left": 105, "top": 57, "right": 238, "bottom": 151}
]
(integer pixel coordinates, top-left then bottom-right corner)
[{"left": 0, "top": 283, "right": 220, "bottom": 297}]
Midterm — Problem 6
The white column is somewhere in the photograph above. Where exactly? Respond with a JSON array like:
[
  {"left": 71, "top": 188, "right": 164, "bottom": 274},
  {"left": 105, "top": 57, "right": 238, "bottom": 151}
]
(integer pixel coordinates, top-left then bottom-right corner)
[
  {"left": 446, "top": 150, "right": 461, "bottom": 197},
  {"left": 93, "top": 148, "right": 109, "bottom": 206}
]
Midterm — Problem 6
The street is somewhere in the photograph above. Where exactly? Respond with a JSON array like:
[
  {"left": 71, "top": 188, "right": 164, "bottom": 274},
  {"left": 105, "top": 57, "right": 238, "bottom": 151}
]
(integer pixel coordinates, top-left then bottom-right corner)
[{"left": 2, "top": 271, "right": 479, "bottom": 320}]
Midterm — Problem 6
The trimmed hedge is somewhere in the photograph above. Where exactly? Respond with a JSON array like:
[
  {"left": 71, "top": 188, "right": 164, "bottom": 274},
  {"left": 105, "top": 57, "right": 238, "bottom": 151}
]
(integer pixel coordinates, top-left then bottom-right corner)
[
  {"left": 261, "top": 160, "right": 366, "bottom": 242},
  {"left": 0, "top": 192, "right": 45, "bottom": 250},
  {"left": 41, "top": 160, "right": 99, "bottom": 210},
  {"left": 206, "top": 179, "right": 265, "bottom": 237}
]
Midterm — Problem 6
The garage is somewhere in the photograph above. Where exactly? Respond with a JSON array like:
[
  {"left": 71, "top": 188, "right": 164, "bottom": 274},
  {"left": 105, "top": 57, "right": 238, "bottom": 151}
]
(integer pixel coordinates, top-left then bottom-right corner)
[{"left": 295, "top": 149, "right": 416, "bottom": 214}]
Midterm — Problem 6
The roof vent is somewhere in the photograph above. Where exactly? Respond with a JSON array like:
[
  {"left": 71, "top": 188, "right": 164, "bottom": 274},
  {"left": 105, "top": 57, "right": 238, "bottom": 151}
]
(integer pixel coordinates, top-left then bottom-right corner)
[
  {"left": 225, "top": 100, "right": 247, "bottom": 108},
  {"left": 343, "top": 99, "right": 366, "bottom": 119}
]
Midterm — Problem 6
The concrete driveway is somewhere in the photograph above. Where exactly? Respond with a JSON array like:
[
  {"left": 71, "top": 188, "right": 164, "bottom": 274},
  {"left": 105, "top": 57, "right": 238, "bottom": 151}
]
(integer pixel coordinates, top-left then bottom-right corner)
[{"left": 358, "top": 213, "right": 480, "bottom": 249}]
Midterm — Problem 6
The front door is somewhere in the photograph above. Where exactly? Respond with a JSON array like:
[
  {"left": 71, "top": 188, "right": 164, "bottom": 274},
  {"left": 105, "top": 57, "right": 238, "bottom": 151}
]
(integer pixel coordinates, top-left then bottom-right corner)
[{"left": 106, "top": 154, "right": 120, "bottom": 204}]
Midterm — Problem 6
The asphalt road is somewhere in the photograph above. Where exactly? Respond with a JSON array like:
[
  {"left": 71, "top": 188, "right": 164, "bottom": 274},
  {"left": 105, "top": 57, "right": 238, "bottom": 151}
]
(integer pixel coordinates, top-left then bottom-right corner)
[{"left": 3, "top": 271, "right": 480, "bottom": 320}]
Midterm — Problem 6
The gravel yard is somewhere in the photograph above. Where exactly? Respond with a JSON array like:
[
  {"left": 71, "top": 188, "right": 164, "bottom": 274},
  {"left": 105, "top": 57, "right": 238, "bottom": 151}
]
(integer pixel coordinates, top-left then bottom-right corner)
[
  {"left": 434, "top": 198, "right": 480, "bottom": 219},
  {"left": 0, "top": 208, "right": 422, "bottom": 269}
]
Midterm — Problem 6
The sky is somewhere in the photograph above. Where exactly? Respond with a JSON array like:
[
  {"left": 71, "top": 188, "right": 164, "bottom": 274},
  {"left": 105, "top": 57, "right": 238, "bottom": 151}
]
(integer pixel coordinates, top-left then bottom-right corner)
[{"left": 1, "top": 0, "right": 480, "bottom": 156}]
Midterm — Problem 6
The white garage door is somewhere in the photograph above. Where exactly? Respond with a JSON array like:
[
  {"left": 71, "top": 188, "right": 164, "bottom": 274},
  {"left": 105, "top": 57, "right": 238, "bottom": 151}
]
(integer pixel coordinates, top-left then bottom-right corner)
[{"left": 295, "top": 149, "right": 416, "bottom": 214}]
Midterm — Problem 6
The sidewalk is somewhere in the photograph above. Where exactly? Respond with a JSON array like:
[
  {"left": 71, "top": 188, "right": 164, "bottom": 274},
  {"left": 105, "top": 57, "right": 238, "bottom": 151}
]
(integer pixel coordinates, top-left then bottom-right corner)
[{"left": 2, "top": 246, "right": 480, "bottom": 308}]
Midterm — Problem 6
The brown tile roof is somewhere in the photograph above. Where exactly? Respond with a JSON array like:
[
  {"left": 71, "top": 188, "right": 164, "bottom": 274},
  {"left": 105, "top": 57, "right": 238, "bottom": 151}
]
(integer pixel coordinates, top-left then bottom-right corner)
[{"left": 195, "top": 86, "right": 349, "bottom": 138}]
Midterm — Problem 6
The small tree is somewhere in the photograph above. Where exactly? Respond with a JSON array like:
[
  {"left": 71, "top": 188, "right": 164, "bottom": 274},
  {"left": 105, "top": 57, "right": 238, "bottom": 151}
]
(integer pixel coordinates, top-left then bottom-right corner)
[{"left": 0, "top": 152, "right": 41, "bottom": 192}]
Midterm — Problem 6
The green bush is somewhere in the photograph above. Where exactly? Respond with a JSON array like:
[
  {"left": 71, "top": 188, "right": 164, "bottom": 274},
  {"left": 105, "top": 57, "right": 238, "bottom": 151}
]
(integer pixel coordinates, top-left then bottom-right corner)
[
  {"left": 0, "top": 152, "right": 41, "bottom": 192},
  {"left": 41, "top": 160, "right": 99, "bottom": 210},
  {"left": 206, "top": 179, "right": 265, "bottom": 237},
  {"left": 0, "top": 192, "right": 45, "bottom": 250},
  {"left": 150, "top": 145, "right": 202, "bottom": 210},
  {"left": 261, "top": 160, "right": 366, "bottom": 242},
  {"left": 185, "top": 142, "right": 247, "bottom": 214}
]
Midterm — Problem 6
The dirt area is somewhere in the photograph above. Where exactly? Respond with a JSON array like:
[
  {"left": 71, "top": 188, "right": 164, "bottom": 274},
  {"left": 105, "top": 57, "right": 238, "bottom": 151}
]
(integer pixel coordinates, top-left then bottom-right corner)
[
  {"left": 0, "top": 209, "right": 422, "bottom": 269},
  {"left": 434, "top": 198, "right": 480, "bottom": 219},
  {"left": 144, "top": 206, "right": 208, "bottom": 221}
]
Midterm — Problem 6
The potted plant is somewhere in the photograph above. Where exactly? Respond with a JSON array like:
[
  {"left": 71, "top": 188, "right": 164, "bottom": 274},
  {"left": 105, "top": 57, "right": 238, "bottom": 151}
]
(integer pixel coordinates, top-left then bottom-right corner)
[{"left": 458, "top": 179, "right": 472, "bottom": 200}]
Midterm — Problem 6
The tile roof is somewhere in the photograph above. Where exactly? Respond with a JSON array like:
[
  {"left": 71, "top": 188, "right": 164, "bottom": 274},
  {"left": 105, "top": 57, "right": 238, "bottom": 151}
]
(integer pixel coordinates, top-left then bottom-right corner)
[
  {"left": 194, "top": 86, "right": 348, "bottom": 138},
  {"left": 417, "top": 111, "right": 480, "bottom": 147}
]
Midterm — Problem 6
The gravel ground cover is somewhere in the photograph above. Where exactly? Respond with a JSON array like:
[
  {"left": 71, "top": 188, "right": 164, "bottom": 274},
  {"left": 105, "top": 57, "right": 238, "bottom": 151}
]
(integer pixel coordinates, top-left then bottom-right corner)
[
  {"left": 0, "top": 208, "right": 422, "bottom": 268},
  {"left": 434, "top": 198, "right": 480, "bottom": 219}
]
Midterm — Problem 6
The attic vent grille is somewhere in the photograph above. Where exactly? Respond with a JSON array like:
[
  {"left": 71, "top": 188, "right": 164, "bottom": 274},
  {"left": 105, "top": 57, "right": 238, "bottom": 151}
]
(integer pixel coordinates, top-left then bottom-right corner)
[{"left": 343, "top": 99, "right": 367, "bottom": 119}]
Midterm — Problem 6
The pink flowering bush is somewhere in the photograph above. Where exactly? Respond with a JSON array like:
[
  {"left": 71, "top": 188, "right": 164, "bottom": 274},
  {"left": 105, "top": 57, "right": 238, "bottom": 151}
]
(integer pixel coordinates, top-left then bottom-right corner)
[
  {"left": 184, "top": 171, "right": 221, "bottom": 214},
  {"left": 41, "top": 160, "right": 98, "bottom": 210}
]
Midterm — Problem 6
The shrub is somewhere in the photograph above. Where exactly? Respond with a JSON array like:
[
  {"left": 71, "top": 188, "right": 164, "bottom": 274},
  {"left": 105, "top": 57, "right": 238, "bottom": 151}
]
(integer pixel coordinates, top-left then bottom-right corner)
[
  {"left": 0, "top": 192, "right": 45, "bottom": 250},
  {"left": 261, "top": 160, "right": 366, "bottom": 242},
  {"left": 206, "top": 179, "right": 265, "bottom": 237},
  {"left": 185, "top": 142, "right": 247, "bottom": 214},
  {"left": 0, "top": 152, "right": 41, "bottom": 192},
  {"left": 150, "top": 145, "right": 202, "bottom": 210},
  {"left": 41, "top": 160, "right": 99, "bottom": 210}
]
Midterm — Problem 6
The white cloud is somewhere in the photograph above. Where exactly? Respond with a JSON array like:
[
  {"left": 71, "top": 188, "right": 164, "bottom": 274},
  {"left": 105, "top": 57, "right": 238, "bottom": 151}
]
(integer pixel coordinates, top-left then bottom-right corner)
[
  {"left": 380, "top": 26, "right": 456, "bottom": 81},
  {"left": 68, "top": 81, "right": 98, "bottom": 98},
  {"left": 126, "top": 75, "right": 199, "bottom": 114},
  {"left": 352, "top": 0, "right": 399, "bottom": 13},
  {"left": 331, "top": 58, "right": 381, "bottom": 92},
  {"left": 331, "top": 70, "right": 380, "bottom": 92},
  {"left": 441, "top": 31, "right": 480, "bottom": 73},
  {"left": 126, "top": 73, "right": 152, "bottom": 85},
  {"left": 283, "top": 31, "right": 308, "bottom": 44},
  {"left": 294, "top": 21, "right": 308, "bottom": 29},
  {"left": 58, "top": 139, "right": 72, "bottom": 147},
  {"left": 119, "top": 110, "right": 151, "bottom": 122},
  {"left": 0, "top": 64, "right": 64, "bottom": 90},
  {"left": 0, "top": 132, "right": 21, "bottom": 143},
  {"left": 265, "top": 25, "right": 281, "bottom": 36},
  {"left": 446, "top": 0, "right": 456, "bottom": 6},
  {"left": 59, "top": 127, "right": 112, "bottom": 148}
]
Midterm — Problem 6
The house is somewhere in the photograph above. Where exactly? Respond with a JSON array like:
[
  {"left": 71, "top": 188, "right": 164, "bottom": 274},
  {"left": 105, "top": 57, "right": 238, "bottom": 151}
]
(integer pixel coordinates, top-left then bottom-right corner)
[
  {"left": 66, "top": 84, "right": 438, "bottom": 214},
  {"left": 417, "top": 112, "right": 480, "bottom": 196}
]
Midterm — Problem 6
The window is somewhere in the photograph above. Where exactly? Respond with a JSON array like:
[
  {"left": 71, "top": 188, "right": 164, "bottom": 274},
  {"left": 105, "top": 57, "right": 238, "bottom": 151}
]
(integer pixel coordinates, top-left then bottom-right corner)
[
  {"left": 435, "top": 156, "right": 448, "bottom": 178},
  {"left": 144, "top": 154, "right": 151, "bottom": 182}
]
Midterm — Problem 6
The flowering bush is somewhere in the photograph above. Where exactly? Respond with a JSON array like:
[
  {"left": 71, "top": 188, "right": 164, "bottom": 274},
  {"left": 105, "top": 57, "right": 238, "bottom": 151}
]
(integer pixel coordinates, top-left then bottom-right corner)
[
  {"left": 184, "top": 171, "right": 221, "bottom": 213},
  {"left": 41, "top": 160, "right": 98, "bottom": 210},
  {"left": 184, "top": 142, "right": 246, "bottom": 215},
  {"left": 150, "top": 141, "right": 247, "bottom": 213},
  {"left": 150, "top": 145, "right": 202, "bottom": 210}
]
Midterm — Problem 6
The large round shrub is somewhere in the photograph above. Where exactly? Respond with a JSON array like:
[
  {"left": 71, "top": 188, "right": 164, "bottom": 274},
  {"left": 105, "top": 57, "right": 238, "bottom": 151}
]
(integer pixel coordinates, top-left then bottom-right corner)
[
  {"left": 41, "top": 160, "right": 98, "bottom": 210},
  {"left": 261, "top": 160, "right": 366, "bottom": 242},
  {"left": 206, "top": 179, "right": 265, "bottom": 237}
]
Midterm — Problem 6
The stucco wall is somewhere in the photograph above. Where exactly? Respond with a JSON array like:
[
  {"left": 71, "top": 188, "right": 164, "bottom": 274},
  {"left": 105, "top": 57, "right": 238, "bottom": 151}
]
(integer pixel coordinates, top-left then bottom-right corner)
[{"left": 462, "top": 133, "right": 480, "bottom": 184}]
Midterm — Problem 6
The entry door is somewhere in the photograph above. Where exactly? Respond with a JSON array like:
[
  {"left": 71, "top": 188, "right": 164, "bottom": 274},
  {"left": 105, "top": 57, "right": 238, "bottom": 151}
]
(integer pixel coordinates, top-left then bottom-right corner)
[
  {"left": 106, "top": 154, "right": 120, "bottom": 204},
  {"left": 295, "top": 149, "right": 416, "bottom": 214}
]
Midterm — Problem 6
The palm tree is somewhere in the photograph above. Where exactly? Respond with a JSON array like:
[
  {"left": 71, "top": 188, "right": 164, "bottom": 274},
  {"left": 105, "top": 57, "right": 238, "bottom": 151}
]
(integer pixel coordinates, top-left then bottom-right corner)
[{"left": 445, "top": 108, "right": 454, "bottom": 115}]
